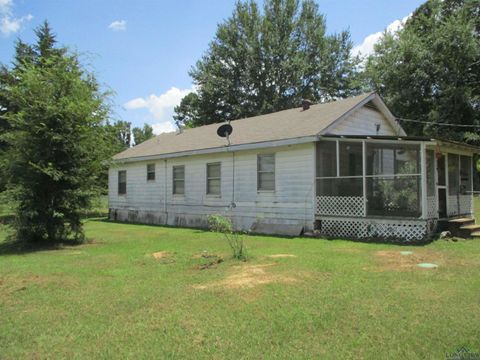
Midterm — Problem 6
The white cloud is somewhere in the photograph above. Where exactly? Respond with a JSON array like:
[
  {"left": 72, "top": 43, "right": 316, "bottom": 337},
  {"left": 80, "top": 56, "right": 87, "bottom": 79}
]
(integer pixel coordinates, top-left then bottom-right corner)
[
  {"left": 151, "top": 122, "right": 177, "bottom": 134},
  {"left": 108, "top": 20, "right": 127, "bottom": 31},
  {"left": 0, "top": 0, "right": 32, "bottom": 36},
  {"left": 124, "top": 86, "right": 194, "bottom": 134},
  {"left": 352, "top": 14, "right": 411, "bottom": 57},
  {"left": 0, "top": 0, "right": 12, "bottom": 13}
]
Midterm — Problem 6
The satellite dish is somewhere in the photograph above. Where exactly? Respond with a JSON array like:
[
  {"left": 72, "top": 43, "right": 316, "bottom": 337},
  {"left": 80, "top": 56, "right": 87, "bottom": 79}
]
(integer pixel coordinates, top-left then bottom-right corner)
[{"left": 217, "top": 124, "right": 233, "bottom": 138}]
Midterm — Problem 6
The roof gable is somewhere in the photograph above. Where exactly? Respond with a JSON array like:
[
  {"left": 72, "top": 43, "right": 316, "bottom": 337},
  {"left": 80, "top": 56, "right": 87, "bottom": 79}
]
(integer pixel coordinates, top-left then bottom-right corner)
[{"left": 320, "top": 93, "right": 405, "bottom": 136}]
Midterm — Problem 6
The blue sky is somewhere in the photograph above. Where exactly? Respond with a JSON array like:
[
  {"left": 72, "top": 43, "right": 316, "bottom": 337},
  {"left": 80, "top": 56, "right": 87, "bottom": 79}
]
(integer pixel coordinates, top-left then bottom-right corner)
[{"left": 0, "top": 0, "right": 425, "bottom": 133}]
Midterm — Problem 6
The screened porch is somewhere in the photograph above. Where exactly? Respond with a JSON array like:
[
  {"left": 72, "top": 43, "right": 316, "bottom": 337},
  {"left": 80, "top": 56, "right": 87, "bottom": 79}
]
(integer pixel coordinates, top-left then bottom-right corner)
[{"left": 315, "top": 136, "right": 474, "bottom": 221}]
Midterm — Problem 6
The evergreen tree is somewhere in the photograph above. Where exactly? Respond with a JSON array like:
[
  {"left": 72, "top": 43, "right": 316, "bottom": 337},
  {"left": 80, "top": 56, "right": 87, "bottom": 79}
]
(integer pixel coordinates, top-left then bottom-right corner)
[
  {"left": 174, "top": 0, "right": 362, "bottom": 127},
  {"left": 1, "top": 22, "right": 110, "bottom": 243},
  {"left": 365, "top": 0, "right": 480, "bottom": 143}
]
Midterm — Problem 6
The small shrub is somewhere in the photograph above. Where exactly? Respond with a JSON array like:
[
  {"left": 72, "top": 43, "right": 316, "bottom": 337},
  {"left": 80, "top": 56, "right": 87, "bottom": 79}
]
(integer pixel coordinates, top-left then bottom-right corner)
[{"left": 208, "top": 214, "right": 247, "bottom": 261}]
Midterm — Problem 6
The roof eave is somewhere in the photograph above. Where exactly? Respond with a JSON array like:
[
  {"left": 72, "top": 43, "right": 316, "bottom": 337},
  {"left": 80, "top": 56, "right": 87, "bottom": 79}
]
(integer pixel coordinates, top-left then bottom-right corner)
[{"left": 111, "top": 135, "right": 319, "bottom": 164}]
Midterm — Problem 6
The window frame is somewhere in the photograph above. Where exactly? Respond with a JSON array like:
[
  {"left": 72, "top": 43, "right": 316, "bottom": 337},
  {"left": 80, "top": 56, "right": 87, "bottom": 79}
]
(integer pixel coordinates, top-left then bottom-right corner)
[
  {"left": 146, "top": 163, "right": 156, "bottom": 182},
  {"left": 118, "top": 170, "right": 127, "bottom": 195},
  {"left": 172, "top": 165, "right": 185, "bottom": 195},
  {"left": 257, "top": 153, "right": 275, "bottom": 192},
  {"left": 206, "top": 162, "right": 221, "bottom": 196}
]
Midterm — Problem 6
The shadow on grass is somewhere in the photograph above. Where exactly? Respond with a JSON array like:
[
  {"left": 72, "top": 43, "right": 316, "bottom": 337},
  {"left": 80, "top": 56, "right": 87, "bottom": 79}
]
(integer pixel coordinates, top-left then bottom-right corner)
[
  {"left": 0, "top": 218, "right": 101, "bottom": 256},
  {"left": 0, "top": 235, "right": 86, "bottom": 256}
]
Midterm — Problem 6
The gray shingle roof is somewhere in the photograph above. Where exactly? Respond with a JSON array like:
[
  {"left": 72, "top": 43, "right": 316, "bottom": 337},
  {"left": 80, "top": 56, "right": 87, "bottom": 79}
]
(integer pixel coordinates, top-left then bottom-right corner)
[{"left": 114, "top": 92, "right": 373, "bottom": 160}]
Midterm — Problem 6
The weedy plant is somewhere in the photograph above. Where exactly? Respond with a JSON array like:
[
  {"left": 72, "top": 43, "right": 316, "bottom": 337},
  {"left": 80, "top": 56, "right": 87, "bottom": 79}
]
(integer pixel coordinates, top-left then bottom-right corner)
[{"left": 208, "top": 214, "right": 247, "bottom": 261}]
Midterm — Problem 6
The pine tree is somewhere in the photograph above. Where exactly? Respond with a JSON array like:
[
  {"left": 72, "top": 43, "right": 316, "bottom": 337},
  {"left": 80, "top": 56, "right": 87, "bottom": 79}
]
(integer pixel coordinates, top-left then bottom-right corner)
[{"left": 1, "top": 22, "right": 110, "bottom": 243}]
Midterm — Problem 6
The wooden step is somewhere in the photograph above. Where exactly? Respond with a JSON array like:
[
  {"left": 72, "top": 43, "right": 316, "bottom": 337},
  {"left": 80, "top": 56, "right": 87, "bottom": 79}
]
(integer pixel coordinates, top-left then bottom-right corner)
[
  {"left": 459, "top": 224, "right": 480, "bottom": 231},
  {"left": 448, "top": 218, "right": 476, "bottom": 237},
  {"left": 449, "top": 217, "right": 475, "bottom": 224},
  {"left": 471, "top": 231, "right": 480, "bottom": 238}
]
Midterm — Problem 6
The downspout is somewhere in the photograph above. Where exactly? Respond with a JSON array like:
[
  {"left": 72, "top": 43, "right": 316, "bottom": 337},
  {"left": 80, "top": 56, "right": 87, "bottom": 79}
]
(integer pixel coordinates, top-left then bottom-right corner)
[
  {"left": 164, "top": 159, "right": 167, "bottom": 223},
  {"left": 231, "top": 151, "right": 236, "bottom": 208}
]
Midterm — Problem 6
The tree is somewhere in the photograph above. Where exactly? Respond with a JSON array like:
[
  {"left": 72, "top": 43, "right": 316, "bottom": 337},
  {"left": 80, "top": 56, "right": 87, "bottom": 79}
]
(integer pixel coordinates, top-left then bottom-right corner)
[
  {"left": 365, "top": 0, "right": 480, "bottom": 143},
  {"left": 132, "top": 124, "right": 154, "bottom": 146},
  {"left": 105, "top": 120, "right": 132, "bottom": 150},
  {"left": 174, "top": 0, "right": 362, "bottom": 127},
  {"left": 1, "top": 22, "right": 110, "bottom": 243}
]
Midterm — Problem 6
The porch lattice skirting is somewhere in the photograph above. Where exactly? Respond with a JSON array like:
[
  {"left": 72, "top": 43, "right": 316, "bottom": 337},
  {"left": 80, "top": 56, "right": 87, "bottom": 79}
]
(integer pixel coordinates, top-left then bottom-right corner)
[
  {"left": 316, "top": 196, "right": 364, "bottom": 217},
  {"left": 318, "top": 217, "right": 436, "bottom": 242}
]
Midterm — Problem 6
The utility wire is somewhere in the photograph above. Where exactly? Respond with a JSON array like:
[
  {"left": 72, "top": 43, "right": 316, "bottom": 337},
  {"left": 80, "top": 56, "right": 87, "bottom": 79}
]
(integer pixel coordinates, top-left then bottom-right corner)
[{"left": 396, "top": 117, "right": 480, "bottom": 128}]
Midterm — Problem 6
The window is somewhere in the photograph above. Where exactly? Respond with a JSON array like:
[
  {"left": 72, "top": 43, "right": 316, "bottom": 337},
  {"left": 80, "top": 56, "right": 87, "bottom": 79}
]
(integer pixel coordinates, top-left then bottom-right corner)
[
  {"left": 257, "top": 154, "right": 275, "bottom": 191},
  {"left": 147, "top": 164, "right": 155, "bottom": 181},
  {"left": 118, "top": 170, "right": 126, "bottom": 195},
  {"left": 206, "top": 162, "right": 221, "bottom": 195},
  {"left": 173, "top": 166, "right": 185, "bottom": 195}
]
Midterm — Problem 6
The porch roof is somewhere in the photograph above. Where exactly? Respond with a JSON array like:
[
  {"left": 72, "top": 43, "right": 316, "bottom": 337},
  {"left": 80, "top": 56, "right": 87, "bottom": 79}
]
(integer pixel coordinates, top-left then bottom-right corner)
[{"left": 320, "top": 134, "right": 480, "bottom": 154}]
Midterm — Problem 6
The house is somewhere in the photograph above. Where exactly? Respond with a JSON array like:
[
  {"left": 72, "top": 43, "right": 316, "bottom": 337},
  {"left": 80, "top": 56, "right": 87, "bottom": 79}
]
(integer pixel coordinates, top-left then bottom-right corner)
[{"left": 109, "top": 92, "right": 479, "bottom": 242}]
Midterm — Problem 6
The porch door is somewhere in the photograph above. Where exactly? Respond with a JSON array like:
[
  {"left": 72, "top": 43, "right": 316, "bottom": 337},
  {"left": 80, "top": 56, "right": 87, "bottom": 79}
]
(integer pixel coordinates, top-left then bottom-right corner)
[{"left": 436, "top": 154, "right": 447, "bottom": 218}]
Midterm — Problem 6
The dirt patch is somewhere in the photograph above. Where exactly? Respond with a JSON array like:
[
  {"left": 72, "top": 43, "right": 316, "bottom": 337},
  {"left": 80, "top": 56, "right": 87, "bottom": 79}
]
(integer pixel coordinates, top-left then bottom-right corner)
[
  {"left": 193, "top": 263, "right": 298, "bottom": 290},
  {"left": 195, "top": 253, "right": 224, "bottom": 270},
  {"left": 152, "top": 251, "right": 175, "bottom": 263},
  {"left": 371, "top": 250, "right": 443, "bottom": 271},
  {"left": 267, "top": 254, "right": 297, "bottom": 258}
]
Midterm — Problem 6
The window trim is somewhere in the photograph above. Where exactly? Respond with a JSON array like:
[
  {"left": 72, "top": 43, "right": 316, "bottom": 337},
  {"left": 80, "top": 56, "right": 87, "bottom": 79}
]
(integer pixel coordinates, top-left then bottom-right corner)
[
  {"left": 146, "top": 163, "right": 156, "bottom": 182},
  {"left": 118, "top": 170, "right": 127, "bottom": 196},
  {"left": 172, "top": 165, "right": 185, "bottom": 195},
  {"left": 257, "top": 153, "right": 275, "bottom": 192},
  {"left": 206, "top": 162, "right": 221, "bottom": 196}
]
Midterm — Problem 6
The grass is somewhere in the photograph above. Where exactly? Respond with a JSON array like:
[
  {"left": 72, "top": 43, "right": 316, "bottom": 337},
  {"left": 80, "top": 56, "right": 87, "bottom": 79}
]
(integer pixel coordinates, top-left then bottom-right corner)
[{"left": 1, "top": 202, "right": 480, "bottom": 359}]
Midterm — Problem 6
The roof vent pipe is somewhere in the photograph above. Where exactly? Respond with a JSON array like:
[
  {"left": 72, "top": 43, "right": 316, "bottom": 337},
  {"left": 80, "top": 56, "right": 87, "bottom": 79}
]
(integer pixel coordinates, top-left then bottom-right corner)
[{"left": 302, "top": 99, "right": 313, "bottom": 111}]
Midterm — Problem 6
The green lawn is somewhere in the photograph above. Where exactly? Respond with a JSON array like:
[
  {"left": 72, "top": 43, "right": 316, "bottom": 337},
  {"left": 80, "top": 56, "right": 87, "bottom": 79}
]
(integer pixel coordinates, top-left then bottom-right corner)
[{"left": 1, "top": 213, "right": 480, "bottom": 359}]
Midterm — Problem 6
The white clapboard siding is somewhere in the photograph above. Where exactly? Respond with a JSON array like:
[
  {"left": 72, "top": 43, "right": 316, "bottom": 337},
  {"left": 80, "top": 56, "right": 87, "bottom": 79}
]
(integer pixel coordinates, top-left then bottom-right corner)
[
  {"left": 109, "top": 142, "right": 316, "bottom": 232},
  {"left": 329, "top": 106, "right": 397, "bottom": 136}
]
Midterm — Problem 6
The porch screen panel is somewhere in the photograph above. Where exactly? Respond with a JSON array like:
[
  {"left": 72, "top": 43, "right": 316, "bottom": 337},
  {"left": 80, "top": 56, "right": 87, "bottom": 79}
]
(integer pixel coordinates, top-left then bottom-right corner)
[
  {"left": 460, "top": 156, "right": 472, "bottom": 194},
  {"left": 426, "top": 150, "right": 437, "bottom": 218},
  {"left": 316, "top": 140, "right": 364, "bottom": 217},
  {"left": 366, "top": 176, "right": 422, "bottom": 217},
  {"left": 316, "top": 141, "right": 337, "bottom": 177},
  {"left": 448, "top": 154, "right": 459, "bottom": 196},
  {"left": 367, "top": 144, "right": 420, "bottom": 176},
  {"left": 426, "top": 150, "right": 435, "bottom": 196},
  {"left": 339, "top": 142, "right": 362, "bottom": 176},
  {"left": 459, "top": 155, "right": 473, "bottom": 215},
  {"left": 317, "top": 178, "right": 363, "bottom": 197},
  {"left": 366, "top": 143, "right": 421, "bottom": 218}
]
